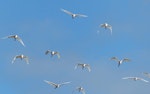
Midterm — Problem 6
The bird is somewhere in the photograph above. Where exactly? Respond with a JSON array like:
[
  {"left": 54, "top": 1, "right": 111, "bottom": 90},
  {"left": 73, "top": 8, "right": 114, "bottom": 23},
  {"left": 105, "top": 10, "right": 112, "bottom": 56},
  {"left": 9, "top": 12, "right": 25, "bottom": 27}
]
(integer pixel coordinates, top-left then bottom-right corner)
[
  {"left": 2, "top": 35, "right": 25, "bottom": 47},
  {"left": 100, "top": 23, "right": 112, "bottom": 35},
  {"left": 75, "top": 63, "right": 91, "bottom": 72},
  {"left": 111, "top": 57, "right": 130, "bottom": 67},
  {"left": 12, "top": 54, "right": 29, "bottom": 64},
  {"left": 76, "top": 86, "right": 85, "bottom": 94},
  {"left": 45, "top": 50, "right": 60, "bottom": 59},
  {"left": 142, "top": 72, "right": 150, "bottom": 78},
  {"left": 44, "top": 80, "right": 71, "bottom": 89},
  {"left": 122, "top": 77, "right": 149, "bottom": 83},
  {"left": 61, "top": 8, "right": 88, "bottom": 19}
]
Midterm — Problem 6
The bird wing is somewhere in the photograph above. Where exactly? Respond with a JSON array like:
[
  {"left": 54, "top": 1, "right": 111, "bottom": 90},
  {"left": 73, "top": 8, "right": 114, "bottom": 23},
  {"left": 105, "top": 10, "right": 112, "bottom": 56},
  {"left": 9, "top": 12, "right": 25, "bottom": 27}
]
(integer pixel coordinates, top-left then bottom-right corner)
[
  {"left": 140, "top": 78, "right": 149, "bottom": 83},
  {"left": 75, "top": 63, "right": 83, "bottom": 69},
  {"left": 85, "top": 64, "right": 91, "bottom": 72},
  {"left": 61, "top": 8, "right": 73, "bottom": 16},
  {"left": 44, "top": 80, "right": 57, "bottom": 87},
  {"left": 122, "top": 77, "right": 135, "bottom": 80},
  {"left": 1, "top": 35, "right": 14, "bottom": 39},
  {"left": 81, "top": 89, "right": 85, "bottom": 94},
  {"left": 143, "top": 72, "right": 150, "bottom": 78},
  {"left": 45, "top": 50, "right": 50, "bottom": 55},
  {"left": 12, "top": 55, "right": 21, "bottom": 63},
  {"left": 12, "top": 56, "right": 17, "bottom": 64},
  {"left": 107, "top": 25, "right": 112, "bottom": 34},
  {"left": 16, "top": 36, "right": 25, "bottom": 47},
  {"left": 24, "top": 56, "right": 29, "bottom": 64},
  {"left": 111, "top": 57, "right": 119, "bottom": 62},
  {"left": 60, "top": 81, "right": 71, "bottom": 86},
  {"left": 76, "top": 14, "right": 88, "bottom": 17},
  {"left": 122, "top": 58, "right": 130, "bottom": 62},
  {"left": 56, "top": 52, "right": 60, "bottom": 59}
]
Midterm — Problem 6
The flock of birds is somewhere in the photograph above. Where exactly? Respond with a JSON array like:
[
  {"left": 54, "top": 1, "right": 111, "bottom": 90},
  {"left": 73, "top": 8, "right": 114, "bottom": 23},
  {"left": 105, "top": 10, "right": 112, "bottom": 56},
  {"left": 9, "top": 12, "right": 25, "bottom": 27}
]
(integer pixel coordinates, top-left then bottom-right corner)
[{"left": 1, "top": 8, "right": 150, "bottom": 94}]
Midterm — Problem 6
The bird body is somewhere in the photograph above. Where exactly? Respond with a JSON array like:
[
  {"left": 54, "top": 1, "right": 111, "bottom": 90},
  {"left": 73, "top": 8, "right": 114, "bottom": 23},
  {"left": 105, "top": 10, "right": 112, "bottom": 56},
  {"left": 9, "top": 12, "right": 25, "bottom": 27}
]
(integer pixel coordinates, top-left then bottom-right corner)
[
  {"left": 122, "top": 77, "right": 149, "bottom": 83},
  {"left": 2, "top": 35, "right": 25, "bottom": 47},
  {"left": 45, "top": 50, "right": 60, "bottom": 59},
  {"left": 12, "top": 54, "right": 29, "bottom": 64},
  {"left": 111, "top": 57, "right": 130, "bottom": 67},
  {"left": 44, "top": 80, "right": 71, "bottom": 89},
  {"left": 76, "top": 86, "right": 85, "bottom": 94},
  {"left": 75, "top": 63, "right": 91, "bottom": 72},
  {"left": 100, "top": 23, "right": 112, "bottom": 35},
  {"left": 61, "top": 8, "right": 88, "bottom": 19}
]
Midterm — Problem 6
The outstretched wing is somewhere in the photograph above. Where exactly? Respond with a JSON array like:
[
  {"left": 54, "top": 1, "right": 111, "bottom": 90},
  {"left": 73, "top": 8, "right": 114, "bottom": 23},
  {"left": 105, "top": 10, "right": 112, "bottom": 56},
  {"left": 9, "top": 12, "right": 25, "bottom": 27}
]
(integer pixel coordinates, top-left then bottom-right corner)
[
  {"left": 85, "top": 64, "right": 91, "bottom": 72},
  {"left": 45, "top": 50, "right": 50, "bottom": 55},
  {"left": 122, "top": 58, "right": 130, "bottom": 62},
  {"left": 111, "top": 57, "right": 119, "bottom": 62},
  {"left": 60, "top": 81, "right": 71, "bottom": 86},
  {"left": 100, "top": 24, "right": 105, "bottom": 27},
  {"left": 61, "top": 8, "right": 73, "bottom": 16},
  {"left": 16, "top": 36, "right": 25, "bottom": 47},
  {"left": 122, "top": 77, "right": 135, "bottom": 80},
  {"left": 12, "top": 56, "right": 17, "bottom": 64},
  {"left": 140, "top": 78, "right": 149, "bottom": 83},
  {"left": 24, "top": 56, "right": 29, "bottom": 64},
  {"left": 55, "top": 52, "right": 60, "bottom": 59},
  {"left": 143, "top": 72, "right": 150, "bottom": 78},
  {"left": 75, "top": 63, "right": 82, "bottom": 69},
  {"left": 76, "top": 14, "right": 88, "bottom": 18},
  {"left": 107, "top": 25, "right": 112, "bottom": 35},
  {"left": 1, "top": 35, "right": 14, "bottom": 39},
  {"left": 44, "top": 80, "right": 57, "bottom": 87}
]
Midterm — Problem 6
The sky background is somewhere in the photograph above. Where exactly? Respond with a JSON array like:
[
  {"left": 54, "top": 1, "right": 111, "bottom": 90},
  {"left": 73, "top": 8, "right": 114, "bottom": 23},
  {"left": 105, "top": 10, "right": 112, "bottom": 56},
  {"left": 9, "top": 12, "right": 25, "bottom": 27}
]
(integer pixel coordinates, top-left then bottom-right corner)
[{"left": 0, "top": 0, "right": 150, "bottom": 94}]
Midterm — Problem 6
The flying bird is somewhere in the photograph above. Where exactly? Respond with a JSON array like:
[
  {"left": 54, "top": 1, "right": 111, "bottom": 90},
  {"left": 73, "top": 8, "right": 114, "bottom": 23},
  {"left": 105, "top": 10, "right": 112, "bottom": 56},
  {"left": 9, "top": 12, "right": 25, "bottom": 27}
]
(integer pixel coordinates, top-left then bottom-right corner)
[
  {"left": 111, "top": 57, "right": 130, "bottom": 67},
  {"left": 142, "top": 72, "right": 150, "bottom": 78},
  {"left": 12, "top": 54, "right": 29, "bottom": 64},
  {"left": 45, "top": 50, "right": 60, "bottom": 59},
  {"left": 76, "top": 86, "right": 85, "bottom": 94},
  {"left": 122, "top": 77, "right": 149, "bottom": 83},
  {"left": 61, "top": 8, "right": 88, "bottom": 19},
  {"left": 100, "top": 23, "right": 112, "bottom": 35},
  {"left": 44, "top": 80, "right": 71, "bottom": 89},
  {"left": 2, "top": 35, "right": 25, "bottom": 47},
  {"left": 75, "top": 63, "right": 91, "bottom": 72}
]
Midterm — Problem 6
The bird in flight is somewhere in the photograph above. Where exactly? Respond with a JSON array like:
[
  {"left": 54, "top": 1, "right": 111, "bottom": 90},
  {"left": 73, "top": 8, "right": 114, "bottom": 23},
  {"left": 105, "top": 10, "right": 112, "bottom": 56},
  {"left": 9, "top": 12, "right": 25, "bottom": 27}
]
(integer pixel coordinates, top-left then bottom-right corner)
[
  {"left": 2, "top": 35, "right": 25, "bottom": 47},
  {"left": 44, "top": 80, "right": 71, "bottom": 89},
  {"left": 100, "top": 23, "right": 112, "bottom": 35},
  {"left": 111, "top": 57, "right": 130, "bottom": 67},
  {"left": 122, "top": 77, "right": 149, "bottom": 83},
  {"left": 142, "top": 72, "right": 150, "bottom": 78},
  {"left": 75, "top": 63, "right": 91, "bottom": 72},
  {"left": 61, "top": 8, "right": 88, "bottom": 19},
  {"left": 75, "top": 86, "right": 85, "bottom": 94},
  {"left": 12, "top": 54, "right": 29, "bottom": 64},
  {"left": 45, "top": 50, "right": 60, "bottom": 59}
]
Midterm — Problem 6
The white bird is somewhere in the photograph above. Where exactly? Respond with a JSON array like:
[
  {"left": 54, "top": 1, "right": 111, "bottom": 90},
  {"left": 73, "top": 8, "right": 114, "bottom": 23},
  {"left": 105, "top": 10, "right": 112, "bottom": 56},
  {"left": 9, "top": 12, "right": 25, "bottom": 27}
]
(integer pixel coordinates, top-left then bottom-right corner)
[
  {"left": 12, "top": 54, "right": 29, "bottom": 64},
  {"left": 100, "top": 23, "right": 112, "bottom": 35},
  {"left": 45, "top": 50, "right": 60, "bottom": 59},
  {"left": 111, "top": 57, "right": 130, "bottom": 67},
  {"left": 122, "top": 77, "right": 149, "bottom": 83},
  {"left": 75, "top": 63, "right": 91, "bottom": 72},
  {"left": 142, "top": 72, "right": 150, "bottom": 78},
  {"left": 61, "top": 8, "right": 88, "bottom": 19},
  {"left": 2, "top": 35, "right": 25, "bottom": 47},
  {"left": 44, "top": 80, "right": 71, "bottom": 89},
  {"left": 76, "top": 86, "right": 85, "bottom": 94}
]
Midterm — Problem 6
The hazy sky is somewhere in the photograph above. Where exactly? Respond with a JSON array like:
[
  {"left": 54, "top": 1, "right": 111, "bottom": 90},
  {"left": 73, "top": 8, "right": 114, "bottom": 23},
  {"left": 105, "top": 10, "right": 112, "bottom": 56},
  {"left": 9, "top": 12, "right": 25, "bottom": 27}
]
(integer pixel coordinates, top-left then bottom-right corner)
[{"left": 1, "top": 0, "right": 150, "bottom": 94}]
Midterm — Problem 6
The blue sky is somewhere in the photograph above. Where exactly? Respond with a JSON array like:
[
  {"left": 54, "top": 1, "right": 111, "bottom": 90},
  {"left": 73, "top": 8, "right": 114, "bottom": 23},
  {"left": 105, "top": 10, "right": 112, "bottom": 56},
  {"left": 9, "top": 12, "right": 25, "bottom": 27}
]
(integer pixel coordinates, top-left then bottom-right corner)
[{"left": 1, "top": 0, "right": 150, "bottom": 94}]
